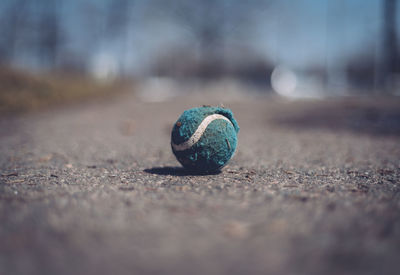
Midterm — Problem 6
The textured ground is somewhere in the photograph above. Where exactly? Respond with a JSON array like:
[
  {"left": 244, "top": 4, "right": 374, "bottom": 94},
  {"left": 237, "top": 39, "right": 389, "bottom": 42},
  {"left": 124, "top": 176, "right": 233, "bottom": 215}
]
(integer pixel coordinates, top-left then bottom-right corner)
[{"left": 1, "top": 85, "right": 400, "bottom": 275}]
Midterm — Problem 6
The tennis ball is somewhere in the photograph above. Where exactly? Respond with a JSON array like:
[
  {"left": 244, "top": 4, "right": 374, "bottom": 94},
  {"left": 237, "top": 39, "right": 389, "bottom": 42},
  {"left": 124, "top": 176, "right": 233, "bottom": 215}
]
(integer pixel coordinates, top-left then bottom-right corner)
[{"left": 171, "top": 106, "right": 239, "bottom": 172}]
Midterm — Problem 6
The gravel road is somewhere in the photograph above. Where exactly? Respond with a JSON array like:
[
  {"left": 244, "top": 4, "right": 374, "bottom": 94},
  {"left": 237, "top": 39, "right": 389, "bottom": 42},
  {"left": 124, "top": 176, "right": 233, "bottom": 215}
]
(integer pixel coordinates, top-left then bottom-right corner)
[{"left": 1, "top": 85, "right": 400, "bottom": 275}]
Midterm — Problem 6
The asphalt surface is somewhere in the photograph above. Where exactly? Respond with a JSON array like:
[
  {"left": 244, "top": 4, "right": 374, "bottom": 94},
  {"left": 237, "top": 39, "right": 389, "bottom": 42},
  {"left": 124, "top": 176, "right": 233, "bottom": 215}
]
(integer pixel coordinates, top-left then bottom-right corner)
[{"left": 1, "top": 85, "right": 400, "bottom": 275}]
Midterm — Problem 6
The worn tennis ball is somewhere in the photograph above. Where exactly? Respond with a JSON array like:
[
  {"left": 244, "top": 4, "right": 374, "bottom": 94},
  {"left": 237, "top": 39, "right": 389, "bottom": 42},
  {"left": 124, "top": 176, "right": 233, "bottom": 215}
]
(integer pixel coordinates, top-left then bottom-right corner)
[{"left": 171, "top": 106, "right": 239, "bottom": 172}]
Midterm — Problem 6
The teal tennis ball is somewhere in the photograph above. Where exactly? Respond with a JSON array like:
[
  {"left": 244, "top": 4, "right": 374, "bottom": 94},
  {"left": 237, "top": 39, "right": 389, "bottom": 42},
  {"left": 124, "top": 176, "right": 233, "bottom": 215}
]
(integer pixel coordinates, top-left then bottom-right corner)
[{"left": 171, "top": 106, "right": 239, "bottom": 172}]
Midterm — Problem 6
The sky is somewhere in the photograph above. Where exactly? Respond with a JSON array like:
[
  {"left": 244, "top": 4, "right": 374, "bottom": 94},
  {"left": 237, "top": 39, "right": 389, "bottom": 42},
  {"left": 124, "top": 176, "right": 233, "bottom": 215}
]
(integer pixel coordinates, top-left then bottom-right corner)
[
  {"left": 256, "top": 0, "right": 385, "bottom": 68},
  {"left": 0, "top": 0, "right": 399, "bottom": 74}
]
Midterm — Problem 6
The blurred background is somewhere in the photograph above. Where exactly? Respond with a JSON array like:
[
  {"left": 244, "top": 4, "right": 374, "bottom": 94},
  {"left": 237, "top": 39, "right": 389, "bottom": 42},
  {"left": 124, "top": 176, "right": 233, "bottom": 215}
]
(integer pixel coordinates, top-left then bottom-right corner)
[{"left": 0, "top": 0, "right": 399, "bottom": 111}]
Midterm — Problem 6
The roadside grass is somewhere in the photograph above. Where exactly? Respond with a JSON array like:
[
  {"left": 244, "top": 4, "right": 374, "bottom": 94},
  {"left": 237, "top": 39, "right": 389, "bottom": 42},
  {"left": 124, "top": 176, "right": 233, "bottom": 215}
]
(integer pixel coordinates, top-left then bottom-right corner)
[{"left": 0, "top": 67, "right": 131, "bottom": 114}]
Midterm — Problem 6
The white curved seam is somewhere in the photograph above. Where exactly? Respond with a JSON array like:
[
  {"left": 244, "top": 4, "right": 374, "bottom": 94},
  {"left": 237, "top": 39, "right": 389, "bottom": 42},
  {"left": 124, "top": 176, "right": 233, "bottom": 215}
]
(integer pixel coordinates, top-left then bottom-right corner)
[{"left": 172, "top": 114, "right": 232, "bottom": 151}]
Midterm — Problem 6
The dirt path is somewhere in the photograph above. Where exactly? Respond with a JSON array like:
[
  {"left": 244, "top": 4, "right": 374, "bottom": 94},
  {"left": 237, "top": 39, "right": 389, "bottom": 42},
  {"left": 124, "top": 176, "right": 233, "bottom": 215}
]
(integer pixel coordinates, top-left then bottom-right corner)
[{"left": 1, "top": 87, "right": 400, "bottom": 275}]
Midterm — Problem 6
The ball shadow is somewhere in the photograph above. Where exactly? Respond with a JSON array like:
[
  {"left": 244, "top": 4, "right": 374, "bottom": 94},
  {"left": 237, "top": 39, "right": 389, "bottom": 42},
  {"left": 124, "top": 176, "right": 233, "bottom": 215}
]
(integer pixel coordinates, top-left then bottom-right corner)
[{"left": 144, "top": 166, "right": 221, "bottom": 176}]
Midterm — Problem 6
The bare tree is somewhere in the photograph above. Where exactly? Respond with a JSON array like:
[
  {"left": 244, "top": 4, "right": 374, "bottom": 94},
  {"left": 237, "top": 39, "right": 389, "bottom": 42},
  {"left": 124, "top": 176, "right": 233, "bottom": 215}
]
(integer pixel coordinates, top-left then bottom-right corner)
[
  {"left": 381, "top": 0, "right": 399, "bottom": 92},
  {"left": 0, "top": 0, "right": 29, "bottom": 63},
  {"left": 106, "top": 0, "right": 135, "bottom": 74},
  {"left": 148, "top": 0, "right": 271, "bottom": 77},
  {"left": 36, "top": 0, "right": 62, "bottom": 69}
]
